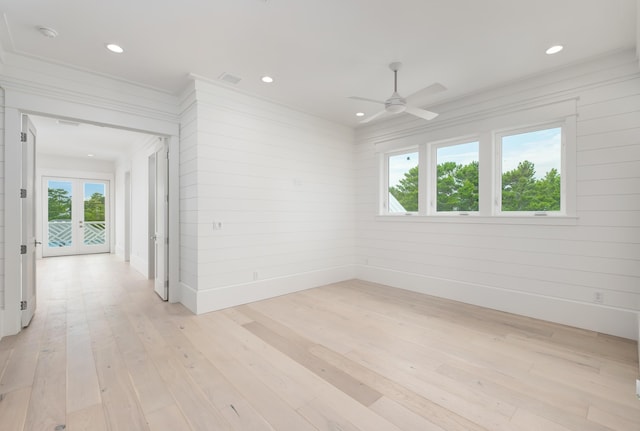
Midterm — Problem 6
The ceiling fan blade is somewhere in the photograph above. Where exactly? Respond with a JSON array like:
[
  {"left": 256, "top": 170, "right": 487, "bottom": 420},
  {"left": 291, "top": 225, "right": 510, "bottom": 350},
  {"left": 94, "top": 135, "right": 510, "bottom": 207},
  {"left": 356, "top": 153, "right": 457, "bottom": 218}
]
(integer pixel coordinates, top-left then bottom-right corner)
[
  {"left": 405, "top": 82, "right": 446, "bottom": 104},
  {"left": 348, "top": 96, "right": 385, "bottom": 105},
  {"left": 405, "top": 106, "right": 439, "bottom": 121},
  {"left": 360, "top": 109, "right": 390, "bottom": 124}
]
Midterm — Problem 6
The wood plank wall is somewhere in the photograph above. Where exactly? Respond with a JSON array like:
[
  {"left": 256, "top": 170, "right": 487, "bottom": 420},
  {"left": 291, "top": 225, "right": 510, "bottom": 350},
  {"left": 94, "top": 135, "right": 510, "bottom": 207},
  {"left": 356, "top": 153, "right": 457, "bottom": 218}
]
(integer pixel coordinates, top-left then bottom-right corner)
[{"left": 355, "top": 50, "right": 640, "bottom": 339}]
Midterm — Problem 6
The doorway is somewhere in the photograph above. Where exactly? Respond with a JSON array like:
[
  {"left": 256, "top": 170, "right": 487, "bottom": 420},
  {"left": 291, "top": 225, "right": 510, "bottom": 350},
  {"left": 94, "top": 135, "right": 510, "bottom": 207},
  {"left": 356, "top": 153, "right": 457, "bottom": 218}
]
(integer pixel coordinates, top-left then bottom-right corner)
[
  {"left": 3, "top": 98, "right": 179, "bottom": 338},
  {"left": 43, "top": 177, "right": 110, "bottom": 257}
]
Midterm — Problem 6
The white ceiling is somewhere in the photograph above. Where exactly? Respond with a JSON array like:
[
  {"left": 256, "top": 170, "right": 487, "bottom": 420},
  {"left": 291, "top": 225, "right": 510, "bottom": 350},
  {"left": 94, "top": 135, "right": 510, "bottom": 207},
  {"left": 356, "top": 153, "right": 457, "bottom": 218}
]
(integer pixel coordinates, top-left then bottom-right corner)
[
  {"left": 29, "top": 115, "right": 154, "bottom": 161},
  {"left": 1, "top": 0, "right": 638, "bottom": 132}
]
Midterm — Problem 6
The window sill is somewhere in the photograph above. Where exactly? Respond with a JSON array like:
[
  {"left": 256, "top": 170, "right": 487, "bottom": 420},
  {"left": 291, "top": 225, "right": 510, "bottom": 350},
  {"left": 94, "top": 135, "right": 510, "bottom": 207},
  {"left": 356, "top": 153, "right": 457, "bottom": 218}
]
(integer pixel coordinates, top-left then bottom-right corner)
[{"left": 376, "top": 214, "right": 578, "bottom": 226}]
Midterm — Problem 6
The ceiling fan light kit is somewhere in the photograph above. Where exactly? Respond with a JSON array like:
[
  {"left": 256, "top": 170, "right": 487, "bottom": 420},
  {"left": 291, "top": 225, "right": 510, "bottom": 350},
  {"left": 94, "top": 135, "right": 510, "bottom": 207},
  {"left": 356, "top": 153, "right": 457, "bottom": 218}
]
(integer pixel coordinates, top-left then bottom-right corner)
[{"left": 350, "top": 62, "right": 445, "bottom": 124}]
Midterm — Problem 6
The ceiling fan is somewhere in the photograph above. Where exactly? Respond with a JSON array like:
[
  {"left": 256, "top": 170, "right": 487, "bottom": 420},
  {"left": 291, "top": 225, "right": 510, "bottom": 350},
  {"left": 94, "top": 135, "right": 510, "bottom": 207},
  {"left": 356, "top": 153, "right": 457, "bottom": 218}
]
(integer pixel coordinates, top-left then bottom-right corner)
[{"left": 350, "top": 62, "right": 446, "bottom": 124}]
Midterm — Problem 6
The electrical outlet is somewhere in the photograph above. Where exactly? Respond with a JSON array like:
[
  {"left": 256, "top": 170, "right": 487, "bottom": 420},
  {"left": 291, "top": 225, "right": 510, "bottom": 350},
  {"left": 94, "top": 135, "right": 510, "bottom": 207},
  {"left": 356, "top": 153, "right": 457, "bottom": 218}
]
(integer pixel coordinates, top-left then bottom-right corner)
[
  {"left": 213, "top": 221, "right": 223, "bottom": 230},
  {"left": 253, "top": 271, "right": 258, "bottom": 281},
  {"left": 593, "top": 291, "right": 604, "bottom": 304}
]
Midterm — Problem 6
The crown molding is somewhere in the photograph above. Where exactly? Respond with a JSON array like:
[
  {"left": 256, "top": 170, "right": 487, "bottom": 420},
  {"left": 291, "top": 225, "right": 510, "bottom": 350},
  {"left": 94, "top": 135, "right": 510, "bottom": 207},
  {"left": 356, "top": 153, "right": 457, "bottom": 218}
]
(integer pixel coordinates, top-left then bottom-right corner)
[{"left": 0, "top": 52, "right": 180, "bottom": 124}]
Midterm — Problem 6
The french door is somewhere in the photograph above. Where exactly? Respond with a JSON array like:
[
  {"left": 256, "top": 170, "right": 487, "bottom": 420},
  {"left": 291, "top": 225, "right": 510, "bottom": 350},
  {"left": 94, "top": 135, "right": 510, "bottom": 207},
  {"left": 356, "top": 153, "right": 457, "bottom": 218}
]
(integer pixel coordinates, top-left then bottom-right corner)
[{"left": 43, "top": 177, "right": 110, "bottom": 257}]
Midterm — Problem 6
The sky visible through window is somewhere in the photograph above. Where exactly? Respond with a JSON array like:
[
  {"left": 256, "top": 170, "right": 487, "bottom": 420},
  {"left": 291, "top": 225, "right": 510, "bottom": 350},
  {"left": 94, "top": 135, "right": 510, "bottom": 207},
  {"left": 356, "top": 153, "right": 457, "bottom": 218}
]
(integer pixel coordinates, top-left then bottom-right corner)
[
  {"left": 502, "top": 127, "right": 561, "bottom": 179},
  {"left": 388, "top": 128, "right": 561, "bottom": 187},
  {"left": 84, "top": 183, "right": 105, "bottom": 199},
  {"left": 48, "top": 180, "right": 72, "bottom": 197},
  {"left": 437, "top": 141, "right": 478, "bottom": 166},
  {"left": 389, "top": 152, "right": 418, "bottom": 187}
]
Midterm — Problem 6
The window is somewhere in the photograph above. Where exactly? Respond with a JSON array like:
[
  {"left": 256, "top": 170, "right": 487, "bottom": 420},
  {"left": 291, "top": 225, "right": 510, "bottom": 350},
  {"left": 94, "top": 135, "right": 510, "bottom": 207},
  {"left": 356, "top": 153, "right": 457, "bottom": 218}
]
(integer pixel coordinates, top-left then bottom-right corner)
[
  {"left": 378, "top": 112, "right": 574, "bottom": 222},
  {"left": 498, "top": 125, "right": 563, "bottom": 213},
  {"left": 386, "top": 150, "right": 419, "bottom": 213},
  {"left": 434, "top": 140, "right": 479, "bottom": 213}
]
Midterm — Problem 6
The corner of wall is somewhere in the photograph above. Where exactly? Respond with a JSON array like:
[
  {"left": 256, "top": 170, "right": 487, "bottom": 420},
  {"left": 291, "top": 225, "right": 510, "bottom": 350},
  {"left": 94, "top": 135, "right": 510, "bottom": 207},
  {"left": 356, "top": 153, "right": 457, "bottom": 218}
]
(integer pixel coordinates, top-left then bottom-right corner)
[
  {"left": 179, "top": 282, "right": 198, "bottom": 314},
  {"left": 196, "top": 265, "right": 357, "bottom": 315}
]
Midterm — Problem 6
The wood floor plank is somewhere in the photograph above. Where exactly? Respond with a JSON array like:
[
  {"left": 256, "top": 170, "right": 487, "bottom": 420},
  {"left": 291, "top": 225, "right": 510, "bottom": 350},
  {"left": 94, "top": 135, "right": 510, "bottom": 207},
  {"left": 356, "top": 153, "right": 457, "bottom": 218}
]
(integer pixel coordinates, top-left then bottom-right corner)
[
  {"left": 149, "top": 349, "right": 234, "bottom": 431},
  {"left": 149, "top": 314, "right": 275, "bottom": 431},
  {"left": 0, "top": 341, "right": 41, "bottom": 394},
  {"left": 587, "top": 405, "right": 640, "bottom": 431},
  {"left": 23, "top": 300, "right": 67, "bottom": 431},
  {"left": 309, "top": 344, "right": 489, "bottom": 431},
  {"left": 242, "top": 318, "right": 383, "bottom": 407},
  {"left": 369, "top": 396, "right": 447, "bottom": 431},
  {"left": 67, "top": 322, "right": 102, "bottom": 414},
  {"left": 178, "top": 315, "right": 318, "bottom": 431},
  {"left": 0, "top": 387, "right": 31, "bottom": 431},
  {"left": 146, "top": 403, "right": 193, "bottom": 431},
  {"left": 66, "top": 404, "right": 109, "bottom": 431},
  {"left": 2, "top": 255, "right": 636, "bottom": 431},
  {"left": 92, "top": 343, "right": 150, "bottom": 431},
  {"left": 510, "top": 408, "right": 575, "bottom": 431}
]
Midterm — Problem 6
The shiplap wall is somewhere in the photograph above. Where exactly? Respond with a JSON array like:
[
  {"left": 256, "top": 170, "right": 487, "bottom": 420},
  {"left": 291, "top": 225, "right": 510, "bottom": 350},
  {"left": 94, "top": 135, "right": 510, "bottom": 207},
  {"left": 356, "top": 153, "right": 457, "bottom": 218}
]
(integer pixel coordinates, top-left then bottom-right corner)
[
  {"left": 0, "top": 89, "right": 4, "bottom": 315},
  {"left": 355, "top": 50, "right": 640, "bottom": 339},
  {"left": 179, "top": 86, "right": 198, "bottom": 308},
  {"left": 180, "top": 80, "right": 355, "bottom": 313}
]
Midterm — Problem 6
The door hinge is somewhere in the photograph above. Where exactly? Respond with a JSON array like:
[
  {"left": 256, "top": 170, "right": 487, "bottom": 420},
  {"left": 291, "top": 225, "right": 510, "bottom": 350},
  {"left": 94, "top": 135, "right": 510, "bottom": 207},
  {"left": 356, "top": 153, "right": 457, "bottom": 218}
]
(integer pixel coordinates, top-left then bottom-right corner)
[
  {"left": 165, "top": 280, "right": 169, "bottom": 288},
  {"left": 20, "top": 300, "right": 27, "bottom": 311},
  {"left": 20, "top": 188, "right": 27, "bottom": 198},
  {"left": 20, "top": 132, "right": 27, "bottom": 142},
  {"left": 20, "top": 245, "right": 27, "bottom": 254}
]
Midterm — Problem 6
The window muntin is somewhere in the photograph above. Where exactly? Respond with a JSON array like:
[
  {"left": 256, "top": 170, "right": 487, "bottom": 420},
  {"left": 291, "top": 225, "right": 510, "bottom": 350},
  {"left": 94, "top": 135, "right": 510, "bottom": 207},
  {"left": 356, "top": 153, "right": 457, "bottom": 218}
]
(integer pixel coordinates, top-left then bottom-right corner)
[
  {"left": 499, "top": 126, "right": 562, "bottom": 213},
  {"left": 435, "top": 141, "right": 479, "bottom": 213},
  {"left": 387, "top": 150, "right": 419, "bottom": 213}
]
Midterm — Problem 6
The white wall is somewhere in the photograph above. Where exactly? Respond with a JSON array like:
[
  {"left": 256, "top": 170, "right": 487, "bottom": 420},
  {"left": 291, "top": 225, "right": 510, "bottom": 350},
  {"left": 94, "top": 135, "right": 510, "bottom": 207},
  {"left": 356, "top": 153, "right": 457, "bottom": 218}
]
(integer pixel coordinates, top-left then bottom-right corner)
[
  {"left": 122, "top": 137, "right": 164, "bottom": 278},
  {"left": 179, "top": 80, "right": 356, "bottom": 313},
  {"left": 355, "top": 50, "right": 640, "bottom": 339},
  {"left": 0, "top": 88, "right": 5, "bottom": 337},
  {"left": 114, "top": 159, "right": 130, "bottom": 258}
]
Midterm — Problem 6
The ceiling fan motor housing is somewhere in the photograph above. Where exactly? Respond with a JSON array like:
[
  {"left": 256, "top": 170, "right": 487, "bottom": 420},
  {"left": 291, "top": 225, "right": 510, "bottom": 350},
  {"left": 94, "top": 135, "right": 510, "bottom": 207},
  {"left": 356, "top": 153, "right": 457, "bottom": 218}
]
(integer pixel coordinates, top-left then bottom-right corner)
[{"left": 385, "top": 92, "right": 407, "bottom": 113}]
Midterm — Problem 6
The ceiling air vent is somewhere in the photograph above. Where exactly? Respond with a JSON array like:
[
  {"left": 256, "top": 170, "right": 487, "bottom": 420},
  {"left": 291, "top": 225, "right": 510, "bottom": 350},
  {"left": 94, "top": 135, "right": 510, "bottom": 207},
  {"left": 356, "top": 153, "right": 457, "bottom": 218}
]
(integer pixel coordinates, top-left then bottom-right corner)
[{"left": 218, "top": 73, "right": 242, "bottom": 85}]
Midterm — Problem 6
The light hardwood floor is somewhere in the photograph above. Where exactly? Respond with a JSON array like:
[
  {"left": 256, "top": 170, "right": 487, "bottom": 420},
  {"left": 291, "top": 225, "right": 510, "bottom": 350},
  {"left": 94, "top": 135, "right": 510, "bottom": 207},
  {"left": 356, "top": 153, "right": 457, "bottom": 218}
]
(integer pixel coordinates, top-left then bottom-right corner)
[{"left": 0, "top": 254, "right": 638, "bottom": 431}]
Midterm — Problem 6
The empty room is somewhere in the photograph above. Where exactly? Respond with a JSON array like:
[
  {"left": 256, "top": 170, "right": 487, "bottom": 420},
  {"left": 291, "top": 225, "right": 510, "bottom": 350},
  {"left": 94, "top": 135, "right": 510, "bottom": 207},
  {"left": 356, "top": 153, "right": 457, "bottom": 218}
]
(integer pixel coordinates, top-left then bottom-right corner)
[{"left": 0, "top": 1, "right": 639, "bottom": 430}]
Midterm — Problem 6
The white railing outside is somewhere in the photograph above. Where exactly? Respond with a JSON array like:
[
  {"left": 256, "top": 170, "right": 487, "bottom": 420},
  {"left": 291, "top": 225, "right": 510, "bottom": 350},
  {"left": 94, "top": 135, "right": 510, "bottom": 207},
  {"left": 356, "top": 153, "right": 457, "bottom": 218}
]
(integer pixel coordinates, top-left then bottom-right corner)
[{"left": 48, "top": 220, "right": 106, "bottom": 247}]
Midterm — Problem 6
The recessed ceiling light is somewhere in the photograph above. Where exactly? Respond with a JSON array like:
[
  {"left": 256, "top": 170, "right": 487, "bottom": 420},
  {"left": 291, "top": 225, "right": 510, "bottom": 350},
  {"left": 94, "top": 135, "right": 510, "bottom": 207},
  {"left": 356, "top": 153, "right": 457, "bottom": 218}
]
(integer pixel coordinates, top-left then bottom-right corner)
[
  {"left": 356, "top": 112, "right": 365, "bottom": 117},
  {"left": 87, "top": 154, "right": 95, "bottom": 157},
  {"left": 106, "top": 43, "right": 124, "bottom": 54},
  {"left": 545, "top": 45, "right": 563, "bottom": 55},
  {"left": 261, "top": 76, "right": 274, "bottom": 83}
]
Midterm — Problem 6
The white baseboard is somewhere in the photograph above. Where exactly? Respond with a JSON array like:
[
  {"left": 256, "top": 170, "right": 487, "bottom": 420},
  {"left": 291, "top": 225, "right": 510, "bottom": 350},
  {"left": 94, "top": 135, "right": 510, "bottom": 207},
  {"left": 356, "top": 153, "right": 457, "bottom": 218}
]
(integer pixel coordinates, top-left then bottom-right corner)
[
  {"left": 114, "top": 245, "right": 125, "bottom": 259},
  {"left": 180, "top": 282, "right": 198, "bottom": 314},
  {"left": 194, "top": 265, "right": 356, "bottom": 315},
  {"left": 357, "top": 265, "right": 638, "bottom": 340}
]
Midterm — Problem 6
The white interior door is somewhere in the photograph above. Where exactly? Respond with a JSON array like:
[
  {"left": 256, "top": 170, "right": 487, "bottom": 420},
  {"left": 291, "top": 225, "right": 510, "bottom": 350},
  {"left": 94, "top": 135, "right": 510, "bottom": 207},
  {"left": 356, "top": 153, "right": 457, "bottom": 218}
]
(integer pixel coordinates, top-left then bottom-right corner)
[
  {"left": 43, "top": 177, "right": 110, "bottom": 256},
  {"left": 153, "top": 146, "right": 168, "bottom": 300},
  {"left": 21, "top": 115, "right": 37, "bottom": 327}
]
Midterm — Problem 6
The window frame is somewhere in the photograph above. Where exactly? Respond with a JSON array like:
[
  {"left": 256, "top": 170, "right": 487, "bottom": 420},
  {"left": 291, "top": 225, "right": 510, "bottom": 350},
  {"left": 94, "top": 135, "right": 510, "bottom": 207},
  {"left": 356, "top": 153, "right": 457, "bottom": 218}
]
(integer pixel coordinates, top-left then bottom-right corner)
[
  {"left": 382, "top": 147, "right": 420, "bottom": 215},
  {"left": 429, "top": 137, "right": 481, "bottom": 216},
  {"left": 377, "top": 113, "right": 577, "bottom": 224},
  {"left": 494, "top": 121, "right": 566, "bottom": 217}
]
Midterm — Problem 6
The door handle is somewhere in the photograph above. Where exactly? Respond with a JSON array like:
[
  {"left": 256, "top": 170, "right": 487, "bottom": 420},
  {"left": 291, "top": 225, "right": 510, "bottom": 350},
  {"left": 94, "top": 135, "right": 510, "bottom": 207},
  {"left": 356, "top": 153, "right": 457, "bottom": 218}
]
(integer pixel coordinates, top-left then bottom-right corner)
[{"left": 34, "top": 240, "right": 42, "bottom": 246}]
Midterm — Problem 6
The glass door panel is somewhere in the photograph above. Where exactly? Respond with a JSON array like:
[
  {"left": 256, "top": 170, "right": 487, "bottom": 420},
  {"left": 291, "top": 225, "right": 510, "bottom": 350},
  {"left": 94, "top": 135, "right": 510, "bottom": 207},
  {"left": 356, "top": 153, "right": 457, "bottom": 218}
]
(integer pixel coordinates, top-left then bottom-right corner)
[
  {"left": 47, "top": 180, "right": 73, "bottom": 250},
  {"left": 83, "top": 182, "right": 106, "bottom": 246},
  {"left": 43, "top": 177, "right": 110, "bottom": 257}
]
